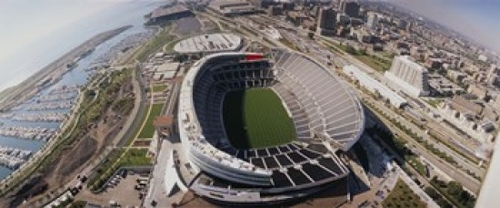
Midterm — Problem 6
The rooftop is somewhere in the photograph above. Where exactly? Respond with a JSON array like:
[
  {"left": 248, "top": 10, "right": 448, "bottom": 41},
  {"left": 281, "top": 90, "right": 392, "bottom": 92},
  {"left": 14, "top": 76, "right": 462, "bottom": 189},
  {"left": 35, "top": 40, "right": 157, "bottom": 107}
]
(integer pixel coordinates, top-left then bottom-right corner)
[{"left": 174, "top": 33, "right": 242, "bottom": 54}]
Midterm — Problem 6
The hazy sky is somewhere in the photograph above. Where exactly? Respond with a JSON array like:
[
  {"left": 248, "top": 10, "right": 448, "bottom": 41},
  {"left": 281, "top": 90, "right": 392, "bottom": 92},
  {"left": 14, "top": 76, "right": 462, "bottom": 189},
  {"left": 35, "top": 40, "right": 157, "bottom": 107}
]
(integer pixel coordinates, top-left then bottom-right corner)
[
  {"left": 0, "top": 0, "right": 119, "bottom": 90},
  {"left": 0, "top": 0, "right": 162, "bottom": 91},
  {"left": 391, "top": 0, "right": 500, "bottom": 51},
  {"left": 0, "top": 0, "right": 498, "bottom": 91}
]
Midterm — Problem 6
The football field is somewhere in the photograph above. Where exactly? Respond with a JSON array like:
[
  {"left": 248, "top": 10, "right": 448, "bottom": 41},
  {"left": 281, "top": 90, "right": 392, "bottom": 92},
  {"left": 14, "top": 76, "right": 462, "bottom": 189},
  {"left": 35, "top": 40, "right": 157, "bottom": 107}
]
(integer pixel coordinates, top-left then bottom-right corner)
[{"left": 222, "top": 88, "right": 296, "bottom": 149}]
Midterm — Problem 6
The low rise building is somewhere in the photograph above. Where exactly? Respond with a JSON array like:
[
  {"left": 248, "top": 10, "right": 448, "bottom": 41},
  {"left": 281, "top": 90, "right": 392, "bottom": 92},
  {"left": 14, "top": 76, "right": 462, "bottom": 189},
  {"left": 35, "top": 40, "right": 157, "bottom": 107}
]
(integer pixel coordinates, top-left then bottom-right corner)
[
  {"left": 343, "top": 65, "right": 407, "bottom": 108},
  {"left": 208, "top": 0, "right": 261, "bottom": 16}
]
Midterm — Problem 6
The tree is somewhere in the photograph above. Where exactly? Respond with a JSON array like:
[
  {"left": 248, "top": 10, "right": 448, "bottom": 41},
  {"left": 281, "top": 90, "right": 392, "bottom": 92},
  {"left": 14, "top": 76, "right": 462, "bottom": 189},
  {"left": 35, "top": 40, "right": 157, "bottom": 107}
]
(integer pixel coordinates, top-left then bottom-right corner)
[
  {"left": 447, "top": 181, "right": 463, "bottom": 196},
  {"left": 308, "top": 32, "right": 314, "bottom": 40},
  {"left": 345, "top": 45, "right": 357, "bottom": 55},
  {"left": 424, "top": 187, "right": 439, "bottom": 199}
]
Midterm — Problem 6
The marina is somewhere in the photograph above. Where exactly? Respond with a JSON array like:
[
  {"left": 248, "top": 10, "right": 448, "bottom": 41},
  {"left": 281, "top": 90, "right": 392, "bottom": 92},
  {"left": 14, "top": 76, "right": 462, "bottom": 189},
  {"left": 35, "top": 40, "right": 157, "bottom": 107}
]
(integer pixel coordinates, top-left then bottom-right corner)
[
  {"left": 90, "top": 29, "right": 155, "bottom": 67},
  {"left": 0, "top": 0, "right": 165, "bottom": 181}
]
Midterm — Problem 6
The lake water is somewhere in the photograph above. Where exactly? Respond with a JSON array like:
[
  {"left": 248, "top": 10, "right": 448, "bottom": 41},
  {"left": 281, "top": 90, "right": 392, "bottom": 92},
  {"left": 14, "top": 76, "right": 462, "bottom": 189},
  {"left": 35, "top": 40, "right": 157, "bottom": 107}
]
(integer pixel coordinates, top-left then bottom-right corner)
[{"left": 0, "top": 0, "right": 168, "bottom": 180}]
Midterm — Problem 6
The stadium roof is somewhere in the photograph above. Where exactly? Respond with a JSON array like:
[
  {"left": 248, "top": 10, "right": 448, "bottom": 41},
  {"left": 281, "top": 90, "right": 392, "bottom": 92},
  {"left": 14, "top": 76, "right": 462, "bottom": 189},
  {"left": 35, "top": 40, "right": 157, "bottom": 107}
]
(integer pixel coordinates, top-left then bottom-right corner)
[{"left": 174, "top": 33, "right": 242, "bottom": 54}]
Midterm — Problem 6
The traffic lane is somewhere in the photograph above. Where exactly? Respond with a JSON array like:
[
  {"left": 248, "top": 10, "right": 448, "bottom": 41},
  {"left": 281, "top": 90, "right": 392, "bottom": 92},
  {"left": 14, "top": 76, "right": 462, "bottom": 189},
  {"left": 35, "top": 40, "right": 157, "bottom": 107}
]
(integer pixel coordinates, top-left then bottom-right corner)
[
  {"left": 383, "top": 113, "right": 480, "bottom": 194},
  {"left": 366, "top": 97, "right": 483, "bottom": 177}
]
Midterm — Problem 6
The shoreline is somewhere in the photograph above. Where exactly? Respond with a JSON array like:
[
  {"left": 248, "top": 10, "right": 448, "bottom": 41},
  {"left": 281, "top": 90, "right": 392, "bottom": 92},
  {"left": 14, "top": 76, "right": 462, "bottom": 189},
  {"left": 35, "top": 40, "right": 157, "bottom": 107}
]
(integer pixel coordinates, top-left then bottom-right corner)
[
  {"left": 0, "top": 24, "right": 141, "bottom": 188},
  {"left": 0, "top": 25, "right": 133, "bottom": 111}
]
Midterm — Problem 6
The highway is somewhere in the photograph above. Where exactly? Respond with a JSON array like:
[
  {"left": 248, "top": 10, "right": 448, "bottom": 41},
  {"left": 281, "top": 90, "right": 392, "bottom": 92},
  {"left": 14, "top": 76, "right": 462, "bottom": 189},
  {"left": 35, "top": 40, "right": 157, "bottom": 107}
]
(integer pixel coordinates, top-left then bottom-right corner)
[
  {"left": 365, "top": 102, "right": 480, "bottom": 193},
  {"left": 363, "top": 95, "right": 485, "bottom": 180}
]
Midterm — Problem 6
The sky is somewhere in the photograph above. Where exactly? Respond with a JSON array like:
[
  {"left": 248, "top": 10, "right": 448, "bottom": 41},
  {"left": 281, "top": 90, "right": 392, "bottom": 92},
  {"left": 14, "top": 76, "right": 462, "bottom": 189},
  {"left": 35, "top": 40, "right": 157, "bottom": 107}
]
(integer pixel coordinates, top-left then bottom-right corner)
[
  {"left": 0, "top": 0, "right": 499, "bottom": 91},
  {"left": 390, "top": 0, "right": 500, "bottom": 52},
  {"left": 0, "top": 0, "right": 162, "bottom": 91},
  {"left": 0, "top": 0, "right": 120, "bottom": 90}
]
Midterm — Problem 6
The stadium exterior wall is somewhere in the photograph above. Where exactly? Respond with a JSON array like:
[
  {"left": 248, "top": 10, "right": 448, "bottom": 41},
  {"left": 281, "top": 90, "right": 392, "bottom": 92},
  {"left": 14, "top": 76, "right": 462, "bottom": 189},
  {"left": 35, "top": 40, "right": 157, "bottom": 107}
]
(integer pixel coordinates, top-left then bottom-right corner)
[{"left": 178, "top": 52, "right": 274, "bottom": 187}]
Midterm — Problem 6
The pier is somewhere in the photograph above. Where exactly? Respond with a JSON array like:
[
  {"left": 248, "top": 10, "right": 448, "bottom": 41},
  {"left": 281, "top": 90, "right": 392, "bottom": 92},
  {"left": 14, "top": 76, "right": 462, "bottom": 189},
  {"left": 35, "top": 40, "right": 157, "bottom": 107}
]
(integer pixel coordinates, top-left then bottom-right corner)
[
  {"left": 0, "top": 146, "right": 32, "bottom": 170},
  {"left": 37, "top": 93, "right": 77, "bottom": 103},
  {"left": 26, "top": 101, "right": 73, "bottom": 111},
  {"left": 49, "top": 85, "right": 80, "bottom": 95},
  {"left": 11, "top": 112, "right": 67, "bottom": 123},
  {"left": 0, "top": 127, "right": 56, "bottom": 142}
]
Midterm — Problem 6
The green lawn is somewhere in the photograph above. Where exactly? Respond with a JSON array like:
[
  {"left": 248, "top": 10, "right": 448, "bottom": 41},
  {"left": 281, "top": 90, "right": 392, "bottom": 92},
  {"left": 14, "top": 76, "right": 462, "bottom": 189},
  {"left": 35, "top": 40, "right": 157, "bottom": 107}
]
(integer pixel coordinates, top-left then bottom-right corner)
[
  {"left": 355, "top": 55, "right": 391, "bottom": 72},
  {"left": 223, "top": 89, "right": 296, "bottom": 149},
  {"left": 121, "top": 149, "right": 151, "bottom": 166},
  {"left": 424, "top": 99, "right": 442, "bottom": 108},
  {"left": 138, "top": 103, "right": 164, "bottom": 138},
  {"left": 330, "top": 43, "right": 391, "bottom": 71},
  {"left": 383, "top": 179, "right": 427, "bottom": 208},
  {"left": 151, "top": 84, "right": 168, "bottom": 93},
  {"left": 406, "top": 155, "right": 427, "bottom": 177},
  {"left": 87, "top": 148, "right": 151, "bottom": 192}
]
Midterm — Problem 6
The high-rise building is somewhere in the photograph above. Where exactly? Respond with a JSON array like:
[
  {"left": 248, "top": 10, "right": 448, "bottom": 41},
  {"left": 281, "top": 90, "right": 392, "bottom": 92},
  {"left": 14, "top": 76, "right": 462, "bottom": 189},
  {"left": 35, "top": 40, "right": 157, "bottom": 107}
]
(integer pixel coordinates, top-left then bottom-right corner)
[
  {"left": 488, "top": 65, "right": 500, "bottom": 87},
  {"left": 384, "top": 55, "right": 430, "bottom": 97},
  {"left": 340, "top": 0, "right": 360, "bottom": 18},
  {"left": 397, "top": 19, "right": 408, "bottom": 29},
  {"left": 366, "top": 12, "right": 378, "bottom": 28},
  {"left": 317, "top": 7, "right": 337, "bottom": 36}
]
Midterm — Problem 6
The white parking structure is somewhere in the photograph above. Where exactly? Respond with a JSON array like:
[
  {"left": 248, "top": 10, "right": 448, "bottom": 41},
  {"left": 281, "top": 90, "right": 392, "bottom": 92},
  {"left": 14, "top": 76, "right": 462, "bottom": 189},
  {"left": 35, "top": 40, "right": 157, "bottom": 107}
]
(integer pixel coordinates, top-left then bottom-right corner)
[{"left": 174, "top": 33, "right": 242, "bottom": 54}]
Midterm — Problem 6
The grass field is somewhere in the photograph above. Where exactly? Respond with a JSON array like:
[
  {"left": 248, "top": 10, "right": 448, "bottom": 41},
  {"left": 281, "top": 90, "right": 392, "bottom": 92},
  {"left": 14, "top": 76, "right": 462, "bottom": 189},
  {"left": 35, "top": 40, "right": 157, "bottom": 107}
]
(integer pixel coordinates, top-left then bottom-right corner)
[
  {"left": 222, "top": 89, "right": 296, "bottom": 149},
  {"left": 151, "top": 84, "right": 168, "bottom": 93},
  {"left": 138, "top": 103, "right": 164, "bottom": 138},
  {"left": 355, "top": 55, "right": 391, "bottom": 72},
  {"left": 383, "top": 179, "right": 427, "bottom": 208}
]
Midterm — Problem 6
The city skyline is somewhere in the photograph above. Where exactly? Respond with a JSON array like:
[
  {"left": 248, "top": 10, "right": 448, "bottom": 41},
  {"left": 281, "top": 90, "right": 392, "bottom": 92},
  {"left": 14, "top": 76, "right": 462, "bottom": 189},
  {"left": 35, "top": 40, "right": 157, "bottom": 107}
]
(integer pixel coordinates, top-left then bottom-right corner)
[{"left": 391, "top": 0, "right": 500, "bottom": 53}]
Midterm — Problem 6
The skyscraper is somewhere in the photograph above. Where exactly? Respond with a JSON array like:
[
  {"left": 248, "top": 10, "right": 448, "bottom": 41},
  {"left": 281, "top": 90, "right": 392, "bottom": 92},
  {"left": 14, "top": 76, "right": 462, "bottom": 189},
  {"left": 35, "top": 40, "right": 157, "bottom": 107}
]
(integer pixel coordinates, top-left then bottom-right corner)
[
  {"left": 384, "top": 55, "right": 430, "bottom": 97},
  {"left": 340, "top": 0, "right": 360, "bottom": 18},
  {"left": 317, "top": 7, "right": 337, "bottom": 36},
  {"left": 366, "top": 12, "right": 378, "bottom": 28}
]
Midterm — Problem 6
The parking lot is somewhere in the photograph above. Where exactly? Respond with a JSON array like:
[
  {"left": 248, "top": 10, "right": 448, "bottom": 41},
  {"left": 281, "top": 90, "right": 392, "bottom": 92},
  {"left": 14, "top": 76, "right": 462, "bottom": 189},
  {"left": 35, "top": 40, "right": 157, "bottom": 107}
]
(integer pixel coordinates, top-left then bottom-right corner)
[{"left": 78, "top": 170, "right": 150, "bottom": 207}]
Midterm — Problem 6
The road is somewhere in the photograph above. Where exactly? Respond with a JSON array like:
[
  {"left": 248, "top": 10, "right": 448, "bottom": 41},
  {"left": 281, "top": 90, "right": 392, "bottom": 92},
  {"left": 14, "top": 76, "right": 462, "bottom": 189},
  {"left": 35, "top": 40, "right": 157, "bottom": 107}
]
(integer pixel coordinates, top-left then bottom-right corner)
[
  {"left": 364, "top": 94, "right": 484, "bottom": 180},
  {"left": 116, "top": 63, "right": 148, "bottom": 147},
  {"left": 364, "top": 100, "right": 480, "bottom": 193}
]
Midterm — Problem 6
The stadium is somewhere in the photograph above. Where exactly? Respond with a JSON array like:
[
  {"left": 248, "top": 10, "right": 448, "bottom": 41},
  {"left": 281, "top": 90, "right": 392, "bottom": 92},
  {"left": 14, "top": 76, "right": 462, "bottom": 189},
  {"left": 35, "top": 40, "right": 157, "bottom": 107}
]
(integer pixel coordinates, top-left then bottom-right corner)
[{"left": 177, "top": 49, "right": 365, "bottom": 204}]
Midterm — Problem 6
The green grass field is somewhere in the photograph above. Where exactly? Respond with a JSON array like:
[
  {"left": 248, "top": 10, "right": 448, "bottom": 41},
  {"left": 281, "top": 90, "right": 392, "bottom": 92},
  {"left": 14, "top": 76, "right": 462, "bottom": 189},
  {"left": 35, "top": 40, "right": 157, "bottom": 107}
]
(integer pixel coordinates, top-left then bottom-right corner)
[
  {"left": 151, "top": 84, "right": 168, "bottom": 93},
  {"left": 138, "top": 103, "right": 164, "bottom": 138},
  {"left": 223, "top": 89, "right": 296, "bottom": 149},
  {"left": 383, "top": 179, "right": 427, "bottom": 208}
]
